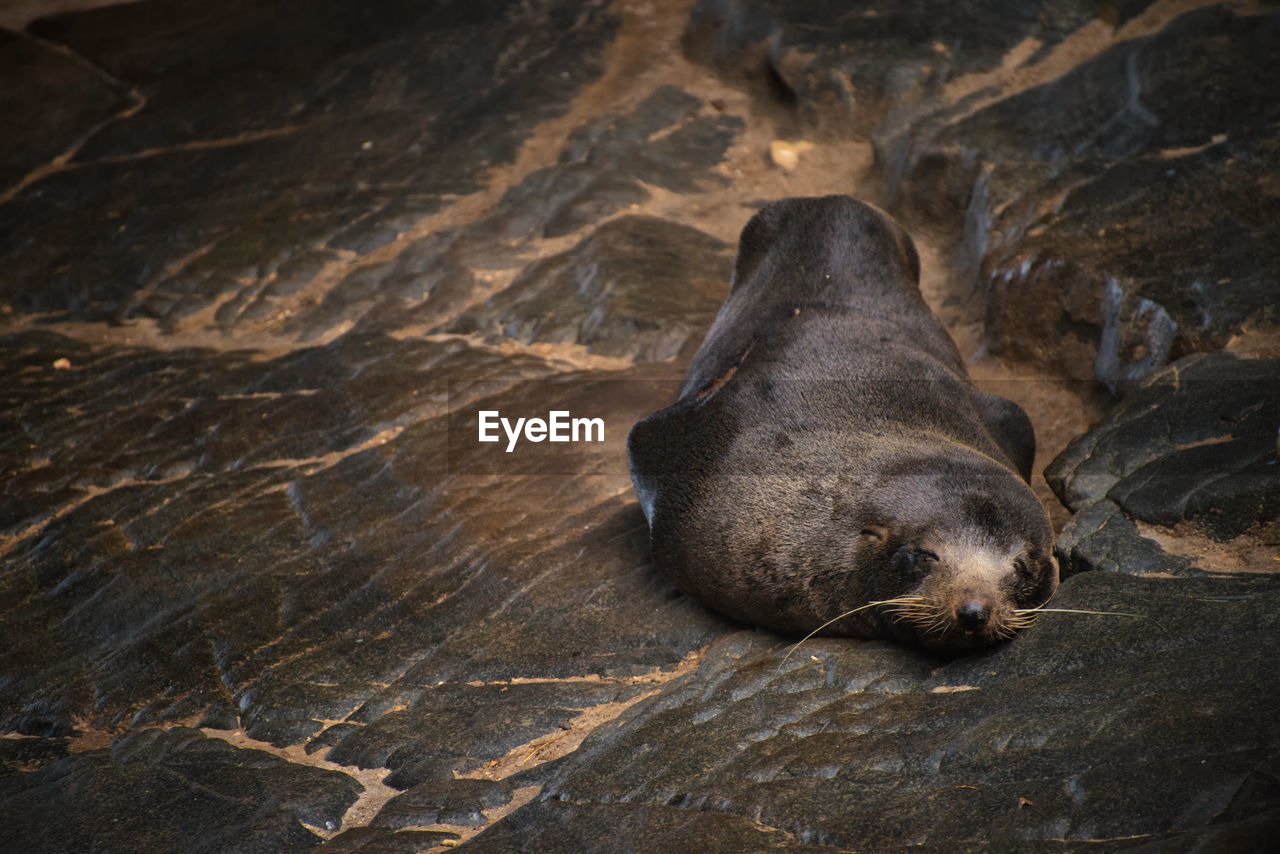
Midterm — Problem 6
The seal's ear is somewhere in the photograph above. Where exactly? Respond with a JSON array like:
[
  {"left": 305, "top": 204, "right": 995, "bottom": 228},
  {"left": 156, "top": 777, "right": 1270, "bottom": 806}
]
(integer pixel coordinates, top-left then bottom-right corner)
[{"left": 972, "top": 392, "right": 1037, "bottom": 483}]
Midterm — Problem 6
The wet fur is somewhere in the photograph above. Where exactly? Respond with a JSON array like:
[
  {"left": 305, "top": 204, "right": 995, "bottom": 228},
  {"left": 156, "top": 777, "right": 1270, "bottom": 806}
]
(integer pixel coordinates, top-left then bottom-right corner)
[{"left": 627, "top": 196, "right": 1057, "bottom": 653}]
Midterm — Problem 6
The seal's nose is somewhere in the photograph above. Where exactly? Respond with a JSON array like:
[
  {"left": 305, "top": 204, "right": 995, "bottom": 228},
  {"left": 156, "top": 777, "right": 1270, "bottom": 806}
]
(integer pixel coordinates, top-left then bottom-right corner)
[{"left": 956, "top": 599, "right": 991, "bottom": 631}]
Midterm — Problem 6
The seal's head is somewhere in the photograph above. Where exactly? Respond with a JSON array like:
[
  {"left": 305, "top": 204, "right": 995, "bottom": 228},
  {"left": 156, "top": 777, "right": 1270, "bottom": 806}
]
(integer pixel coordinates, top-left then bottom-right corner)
[
  {"left": 857, "top": 528, "right": 1057, "bottom": 653},
  {"left": 843, "top": 451, "right": 1058, "bottom": 654}
]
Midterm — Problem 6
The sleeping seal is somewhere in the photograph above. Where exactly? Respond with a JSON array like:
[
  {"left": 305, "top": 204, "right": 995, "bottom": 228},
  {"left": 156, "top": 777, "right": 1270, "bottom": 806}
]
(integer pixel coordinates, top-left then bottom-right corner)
[{"left": 627, "top": 195, "right": 1057, "bottom": 653}]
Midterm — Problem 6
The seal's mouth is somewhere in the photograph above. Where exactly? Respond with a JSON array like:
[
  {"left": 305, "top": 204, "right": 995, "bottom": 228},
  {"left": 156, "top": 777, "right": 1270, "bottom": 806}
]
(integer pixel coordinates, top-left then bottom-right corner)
[{"left": 875, "top": 596, "right": 1035, "bottom": 652}]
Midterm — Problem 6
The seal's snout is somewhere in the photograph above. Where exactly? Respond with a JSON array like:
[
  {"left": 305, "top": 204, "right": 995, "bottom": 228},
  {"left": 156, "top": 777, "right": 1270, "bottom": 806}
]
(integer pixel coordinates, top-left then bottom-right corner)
[{"left": 955, "top": 598, "right": 992, "bottom": 631}]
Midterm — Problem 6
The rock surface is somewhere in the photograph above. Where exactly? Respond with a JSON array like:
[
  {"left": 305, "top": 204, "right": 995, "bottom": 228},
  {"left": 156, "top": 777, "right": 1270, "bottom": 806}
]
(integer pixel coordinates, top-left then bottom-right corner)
[
  {"left": 0, "top": 727, "right": 362, "bottom": 852},
  {"left": 888, "top": 4, "right": 1280, "bottom": 390},
  {"left": 684, "top": 0, "right": 1098, "bottom": 134},
  {"left": 1048, "top": 349, "right": 1280, "bottom": 578},
  {"left": 444, "top": 214, "right": 732, "bottom": 362},
  {"left": 2, "top": 0, "right": 1278, "bottom": 851},
  {"left": 1048, "top": 351, "right": 1280, "bottom": 536},
  {"left": 471, "top": 573, "right": 1280, "bottom": 851}
]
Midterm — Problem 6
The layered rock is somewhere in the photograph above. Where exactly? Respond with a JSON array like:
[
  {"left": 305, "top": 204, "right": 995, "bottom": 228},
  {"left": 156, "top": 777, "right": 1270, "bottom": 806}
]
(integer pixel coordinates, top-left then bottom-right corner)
[{"left": 2, "top": 0, "right": 1278, "bottom": 851}]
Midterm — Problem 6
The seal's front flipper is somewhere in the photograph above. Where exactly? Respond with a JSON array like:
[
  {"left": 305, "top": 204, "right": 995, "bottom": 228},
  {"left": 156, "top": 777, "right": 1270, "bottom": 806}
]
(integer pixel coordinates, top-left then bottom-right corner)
[
  {"left": 973, "top": 391, "right": 1037, "bottom": 483},
  {"left": 627, "top": 387, "right": 737, "bottom": 526},
  {"left": 627, "top": 397, "right": 698, "bottom": 525}
]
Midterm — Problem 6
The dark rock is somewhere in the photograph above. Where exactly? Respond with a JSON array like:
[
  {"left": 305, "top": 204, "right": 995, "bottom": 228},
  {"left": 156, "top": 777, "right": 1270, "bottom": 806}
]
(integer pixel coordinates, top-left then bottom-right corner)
[
  {"left": 322, "top": 829, "right": 463, "bottom": 854},
  {"left": 275, "top": 86, "right": 741, "bottom": 342},
  {"left": 307, "top": 723, "right": 363, "bottom": 756},
  {"left": 277, "top": 228, "right": 471, "bottom": 341},
  {"left": 5, "top": 698, "right": 80, "bottom": 739},
  {"left": 196, "top": 701, "right": 240, "bottom": 731},
  {"left": 888, "top": 6, "right": 1280, "bottom": 388},
  {"left": 3, "top": 0, "right": 619, "bottom": 324},
  {"left": 0, "top": 328, "right": 622, "bottom": 734},
  {"left": 1053, "top": 499, "right": 1198, "bottom": 579},
  {"left": 1047, "top": 351, "right": 1280, "bottom": 542},
  {"left": 1124, "top": 811, "right": 1280, "bottom": 854},
  {"left": 444, "top": 216, "right": 732, "bottom": 361},
  {"left": 936, "top": 7, "right": 1280, "bottom": 164},
  {"left": 321, "top": 828, "right": 461, "bottom": 854},
  {"left": 324, "top": 675, "right": 665, "bottom": 789},
  {"left": 372, "top": 778, "right": 511, "bottom": 829},
  {"left": 474, "top": 85, "right": 741, "bottom": 243},
  {"left": 1, "top": 327, "right": 726, "bottom": 799},
  {"left": 465, "top": 800, "right": 842, "bottom": 852},
  {"left": 503, "top": 754, "right": 572, "bottom": 791},
  {"left": 684, "top": 0, "right": 1096, "bottom": 134},
  {"left": 328, "top": 222, "right": 402, "bottom": 256},
  {"left": 487, "top": 572, "right": 1280, "bottom": 850},
  {"left": 980, "top": 131, "right": 1280, "bottom": 391},
  {"left": 0, "top": 734, "right": 68, "bottom": 774},
  {"left": 0, "top": 29, "right": 133, "bottom": 196},
  {"left": 1099, "top": 0, "right": 1162, "bottom": 28},
  {"left": 0, "top": 727, "right": 361, "bottom": 853}
]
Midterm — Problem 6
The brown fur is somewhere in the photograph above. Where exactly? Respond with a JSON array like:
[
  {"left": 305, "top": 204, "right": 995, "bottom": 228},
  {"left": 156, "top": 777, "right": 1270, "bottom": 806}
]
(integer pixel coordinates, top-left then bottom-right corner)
[{"left": 628, "top": 196, "right": 1057, "bottom": 653}]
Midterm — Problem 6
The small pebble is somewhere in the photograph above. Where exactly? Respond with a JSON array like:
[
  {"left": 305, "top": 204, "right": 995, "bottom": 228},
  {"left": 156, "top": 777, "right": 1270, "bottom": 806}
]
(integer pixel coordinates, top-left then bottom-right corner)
[{"left": 769, "top": 139, "right": 814, "bottom": 172}]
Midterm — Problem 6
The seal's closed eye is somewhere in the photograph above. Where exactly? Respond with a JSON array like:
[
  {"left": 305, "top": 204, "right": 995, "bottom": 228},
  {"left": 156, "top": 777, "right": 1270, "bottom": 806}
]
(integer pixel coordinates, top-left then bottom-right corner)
[
  {"left": 892, "top": 547, "right": 937, "bottom": 579},
  {"left": 860, "top": 525, "right": 888, "bottom": 543}
]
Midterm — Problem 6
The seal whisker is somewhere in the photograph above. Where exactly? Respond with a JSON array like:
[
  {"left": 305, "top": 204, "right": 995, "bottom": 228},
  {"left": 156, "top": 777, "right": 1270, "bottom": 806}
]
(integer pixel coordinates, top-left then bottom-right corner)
[
  {"left": 1013, "top": 606, "right": 1165, "bottom": 633},
  {"left": 915, "top": 609, "right": 950, "bottom": 637},
  {"left": 883, "top": 604, "right": 933, "bottom": 620},
  {"left": 780, "top": 598, "right": 929, "bottom": 664},
  {"left": 779, "top": 602, "right": 886, "bottom": 665},
  {"left": 908, "top": 606, "right": 943, "bottom": 623},
  {"left": 1014, "top": 607, "right": 1144, "bottom": 619},
  {"left": 880, "top": 599, "right": 940, "bottom": 630},
  {"left": 1006, "top": 612, "right": 1039, "bottom": 629},
  {"left": 923, "top": 618, "right": 950, "bottom": 638},
  {"left": 896, "top": 614, "right": 936, "bottom": 630}
]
